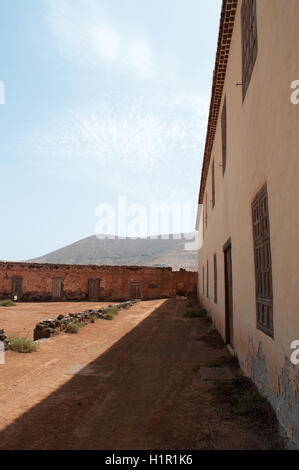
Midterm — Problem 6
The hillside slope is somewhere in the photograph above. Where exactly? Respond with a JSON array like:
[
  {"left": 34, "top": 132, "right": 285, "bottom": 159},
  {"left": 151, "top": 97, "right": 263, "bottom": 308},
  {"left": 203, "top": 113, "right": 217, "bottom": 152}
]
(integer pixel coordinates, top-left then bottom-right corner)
[{"left": 29, "top": 234, "right": 198, "bottom": 271}]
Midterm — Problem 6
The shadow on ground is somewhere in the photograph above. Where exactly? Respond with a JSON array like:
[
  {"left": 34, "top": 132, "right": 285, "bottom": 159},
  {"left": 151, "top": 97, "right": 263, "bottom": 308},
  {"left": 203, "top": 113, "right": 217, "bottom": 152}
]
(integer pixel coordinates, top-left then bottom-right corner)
[{"left": 0, "top": 299, "right": 280, "bottom": 450}]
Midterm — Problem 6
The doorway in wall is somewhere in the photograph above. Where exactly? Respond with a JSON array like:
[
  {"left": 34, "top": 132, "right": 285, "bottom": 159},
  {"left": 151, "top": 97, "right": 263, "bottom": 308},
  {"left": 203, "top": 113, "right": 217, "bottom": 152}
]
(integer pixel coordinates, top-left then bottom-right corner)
[
  {"left": 130, "top": 282, "right": 141, "bottom": 300},
  {"left": 223, "top": 239, "right": 234, "bottom": 348},
  {"left": 176, "top": 281, "right": 186, "bottom": 296},
  {"left": 52, "top": 278, "right": 62, "bottom": 300},
  {"left": 88, "top": 279, "right": 101, "bottom": 301},
  {"left": 12, "top": 276, "right": 22, "bottom": 301}
]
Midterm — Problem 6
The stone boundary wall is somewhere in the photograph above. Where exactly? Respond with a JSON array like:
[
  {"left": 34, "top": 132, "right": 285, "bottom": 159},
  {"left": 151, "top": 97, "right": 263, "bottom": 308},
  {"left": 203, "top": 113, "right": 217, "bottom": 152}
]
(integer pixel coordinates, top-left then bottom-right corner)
[
  {"left": 33, "top": 300, "right": 140, "bottom": 341},
  {"left": 0, "top": 262, "right": 197, "bottom": 302}
]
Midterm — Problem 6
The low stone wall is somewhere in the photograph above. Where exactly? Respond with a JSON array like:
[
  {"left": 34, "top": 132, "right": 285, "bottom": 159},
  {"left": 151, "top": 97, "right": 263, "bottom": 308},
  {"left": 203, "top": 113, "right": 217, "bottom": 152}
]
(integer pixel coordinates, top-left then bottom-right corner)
[
  {"left": 33, "top": 300, "right": 140, "bottom": 341},
  {"left": 0, "top": 330, "right": 10, "bottom": 350}
]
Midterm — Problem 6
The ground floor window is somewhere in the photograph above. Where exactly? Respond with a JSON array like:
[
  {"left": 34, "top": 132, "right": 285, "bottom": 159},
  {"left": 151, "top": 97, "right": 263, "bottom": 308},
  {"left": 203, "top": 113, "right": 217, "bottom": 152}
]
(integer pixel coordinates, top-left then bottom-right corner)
[
  {"left": 206, "top": 260, "right": 209, "bottom": 298},
  {"left": 214, "top": 254, "right": 218, "bottom": 304}
]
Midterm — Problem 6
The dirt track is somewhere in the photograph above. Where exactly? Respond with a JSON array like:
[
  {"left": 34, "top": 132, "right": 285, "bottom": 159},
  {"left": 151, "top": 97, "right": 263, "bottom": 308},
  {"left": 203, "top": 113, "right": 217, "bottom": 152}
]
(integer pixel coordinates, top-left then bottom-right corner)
[{"left": 0, "top": 299, "right": 272, "bottom": 450}]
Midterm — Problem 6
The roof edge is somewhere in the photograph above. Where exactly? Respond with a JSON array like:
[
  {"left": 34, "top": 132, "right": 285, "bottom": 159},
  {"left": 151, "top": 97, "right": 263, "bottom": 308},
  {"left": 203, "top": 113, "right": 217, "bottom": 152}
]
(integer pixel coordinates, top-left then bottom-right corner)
[{"left": 198, "top": 0, "right": 238, "bottom": 204}]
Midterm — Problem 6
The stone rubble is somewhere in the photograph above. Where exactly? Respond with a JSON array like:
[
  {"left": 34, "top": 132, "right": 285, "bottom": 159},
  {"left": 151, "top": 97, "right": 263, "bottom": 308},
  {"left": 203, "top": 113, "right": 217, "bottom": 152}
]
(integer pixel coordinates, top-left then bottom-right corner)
[
  {"left": 0, "top": 329, "right": 10, "bottom": 350},
  {"left": 33, "top": 300, "right": 141, "bottom": 341}
]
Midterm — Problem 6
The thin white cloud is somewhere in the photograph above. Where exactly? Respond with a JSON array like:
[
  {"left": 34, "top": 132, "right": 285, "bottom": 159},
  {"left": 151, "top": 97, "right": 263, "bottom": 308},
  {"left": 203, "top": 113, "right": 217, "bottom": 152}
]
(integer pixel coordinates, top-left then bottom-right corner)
[
  {"left": 46, "top": 0, "right": 156, "bottom": 79},
  {"left": 23, "top": 93, "right": 209, "bottom": 181}
]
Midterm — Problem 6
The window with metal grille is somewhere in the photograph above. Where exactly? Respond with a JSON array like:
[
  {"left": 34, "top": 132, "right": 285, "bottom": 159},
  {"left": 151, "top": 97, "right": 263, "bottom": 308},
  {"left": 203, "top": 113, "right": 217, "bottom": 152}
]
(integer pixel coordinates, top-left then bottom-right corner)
[
  {"left": 206, "top": 260, "right": 209, "bottom": 298},
  {"left": 214, "top": 253, "right": 218, "bottom": 304},
  {"left": 252, "top": 184, "right": 274, "bottom": 338},
  {"left": 221, "top": 98, "right": 227, "bottom": 175},
  {"left": 241, "top": 0, "right": 258, "bottom": 100},
  {"left": 212, "top": 160, "right": 215, "bottom": 209}
]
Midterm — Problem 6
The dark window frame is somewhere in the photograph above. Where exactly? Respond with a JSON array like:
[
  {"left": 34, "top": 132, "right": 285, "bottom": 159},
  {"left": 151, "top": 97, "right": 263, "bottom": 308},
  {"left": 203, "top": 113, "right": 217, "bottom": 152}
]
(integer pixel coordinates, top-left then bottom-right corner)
[
  {"left": 205, "top": 193, "right": 208, "bottom": 228},
  {"left": 203, "top": 204, "right": 205, "bottom": 241},
  {"left": 221, "top": 98, "right": 227, "bottom": 175},
  {"left": 206, "top": 260, "right": 209, "bottom": 299},
  {"left": 252, "top": 184, "right": 274, "bottom": 339},
  {"left": 241, "top": 0, "right": 258, "bottom": 100},
  {"left": 214, "top": 253, "right": 218, "bottom": 304},
  {"left": 212, "top": 160, "right": 216, "bottom": 209}
]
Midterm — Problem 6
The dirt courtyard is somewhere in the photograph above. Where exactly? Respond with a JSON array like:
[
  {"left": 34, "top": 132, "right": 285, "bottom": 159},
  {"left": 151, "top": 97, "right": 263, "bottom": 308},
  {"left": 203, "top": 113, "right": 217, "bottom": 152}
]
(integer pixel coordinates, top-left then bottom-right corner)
[{"left": 0, "top": 299, "right": 281, "bottom": 450}]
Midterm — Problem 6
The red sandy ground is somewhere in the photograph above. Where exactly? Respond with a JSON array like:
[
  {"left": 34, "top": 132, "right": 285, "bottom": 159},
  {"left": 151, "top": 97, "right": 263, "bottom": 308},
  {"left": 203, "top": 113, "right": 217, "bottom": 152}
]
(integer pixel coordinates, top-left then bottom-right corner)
[{"left": 0, "top": 299, "right": 271, "bottom": 450}]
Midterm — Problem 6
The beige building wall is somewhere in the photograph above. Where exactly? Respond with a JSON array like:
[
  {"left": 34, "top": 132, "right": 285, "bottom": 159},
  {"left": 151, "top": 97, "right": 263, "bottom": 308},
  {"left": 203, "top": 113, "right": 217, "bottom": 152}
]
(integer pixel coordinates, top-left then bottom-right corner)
[{"left": 198, "top": 0, "right": 299, "bottom": 447}]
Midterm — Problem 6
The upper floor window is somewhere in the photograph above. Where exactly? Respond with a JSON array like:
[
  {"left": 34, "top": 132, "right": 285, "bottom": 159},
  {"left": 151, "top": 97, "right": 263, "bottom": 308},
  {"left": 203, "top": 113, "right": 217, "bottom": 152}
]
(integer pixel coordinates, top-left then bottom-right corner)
[
  {"left": 241, "top": 0, "right": 258, "bottom": 100},
  {"left": 205, "top": 193, "right": 208, "bottom": 228},
  {"left": 252, "top": 184, "right": 274, "bottom": 338},
  {"left": 221, "top": 98, "right": 227, "bottom": 175},
  {"left": 212, "top": 160, "right": 215, "bottom": 208}
]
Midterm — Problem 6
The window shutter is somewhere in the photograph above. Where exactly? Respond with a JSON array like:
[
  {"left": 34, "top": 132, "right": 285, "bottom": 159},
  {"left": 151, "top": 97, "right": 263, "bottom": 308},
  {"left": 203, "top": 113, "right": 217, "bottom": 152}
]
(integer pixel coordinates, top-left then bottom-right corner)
[{"left": 252, "top": 184, "right": 274, "bottom": 338}]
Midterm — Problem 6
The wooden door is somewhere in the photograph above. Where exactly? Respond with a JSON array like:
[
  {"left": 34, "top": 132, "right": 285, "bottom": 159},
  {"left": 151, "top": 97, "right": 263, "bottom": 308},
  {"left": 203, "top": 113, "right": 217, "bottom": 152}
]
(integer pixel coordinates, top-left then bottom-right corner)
[
  {"left": 52, "top": 278, "right": 62, "bottom": 300},
  {"left": 224, "top": 241, "right": 233, "bottom": 347},
  {"left": 130, "top": 282, "right": 141, "bottom": 300},
  {"left": 12, "top": 276, "right": 22, "bottom": 300},
  {"left": 88, "top": 279, "right": 100, "bottom": 301}
]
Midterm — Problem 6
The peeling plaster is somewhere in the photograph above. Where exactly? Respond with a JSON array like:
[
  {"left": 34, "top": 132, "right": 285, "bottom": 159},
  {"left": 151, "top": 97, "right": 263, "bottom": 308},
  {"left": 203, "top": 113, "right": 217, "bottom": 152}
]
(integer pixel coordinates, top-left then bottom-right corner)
[{"left": 245, "top": 338, "right": 299, "bottom": 448}]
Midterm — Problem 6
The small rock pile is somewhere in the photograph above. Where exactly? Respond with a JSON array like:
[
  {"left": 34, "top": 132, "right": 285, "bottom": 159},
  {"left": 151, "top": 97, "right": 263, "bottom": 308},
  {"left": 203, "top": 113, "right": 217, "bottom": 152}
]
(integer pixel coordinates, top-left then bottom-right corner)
[
  {"left": 33, "top": 299, "right": 140, "bottom": 341},
  {"left": 0, "top": 329, "right": 10, "bottom": 350}
]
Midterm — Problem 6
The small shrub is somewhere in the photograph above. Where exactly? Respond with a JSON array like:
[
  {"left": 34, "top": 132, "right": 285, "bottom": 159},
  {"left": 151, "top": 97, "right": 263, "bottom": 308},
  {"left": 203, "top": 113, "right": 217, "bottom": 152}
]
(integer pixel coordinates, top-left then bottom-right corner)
[
  {"left": 187, "top": 297, "right": 200, "bottom": 308},
  {"left": 65, "top": 322, "right": 81, "bottom": 334},
  {"left": 212, "top": 376, "right": 286, "bottom": 449},
  {"left": 9, "top": 336, "right": 38, "bottom": 353},
  {"left": 0, "top": 299, "right": 16, "bottom": 307},
  {"left": 89, "top": 314, "right": 98, "bottom": 324},
  {"left": 185, "top": 309, "right": 208, "bottom": 319},
  {"left": 208, "top": 355, "right": 240, "bottom": 369},
  {"left": 103, "top": 306, "right": 119, "bottom": 321},
  {"left": 103, "top": 312, "right": 114, "bottom": 321},
  {"left": 200, "top": 329, "right": 225, "bottom": 349}
]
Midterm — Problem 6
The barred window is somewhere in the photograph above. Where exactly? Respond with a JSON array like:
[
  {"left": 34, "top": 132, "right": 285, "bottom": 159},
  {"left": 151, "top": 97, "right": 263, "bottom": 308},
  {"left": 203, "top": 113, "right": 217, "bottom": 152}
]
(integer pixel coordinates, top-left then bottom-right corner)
[
  {"left": 242, "top": 0, "right": 258, "bottom": 100},
  {"left": 252, "top": 184, "right": 274, "bottom": 338}
]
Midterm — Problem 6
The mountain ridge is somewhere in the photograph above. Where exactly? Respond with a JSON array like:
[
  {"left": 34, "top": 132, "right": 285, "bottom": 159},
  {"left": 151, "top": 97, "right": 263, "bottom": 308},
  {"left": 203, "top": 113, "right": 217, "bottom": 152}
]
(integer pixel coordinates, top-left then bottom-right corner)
[{"left": 28, "top": 233, "right": 198, "bottom": 271}]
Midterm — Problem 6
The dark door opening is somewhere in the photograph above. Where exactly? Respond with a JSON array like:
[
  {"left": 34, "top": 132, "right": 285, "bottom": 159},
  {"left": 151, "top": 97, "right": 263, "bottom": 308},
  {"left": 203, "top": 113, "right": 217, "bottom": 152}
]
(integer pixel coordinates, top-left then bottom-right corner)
[
  {"left": 12, "top": 276, "right": 22, "bottom": 301},
  {"left": 52, "top": 278, "right": 62, "bottom": 300},
  {"left": 223, "top": 240, "right": 233, "bottom": 348},
  {"left": 176, "top": 281, "right": 186, "bottom": 296},
  {"left": 88, "top": 279, "right": 101, "bottom": 301},
  {"left": 130, "top": 282, "right": 141, "bottom": 300}
]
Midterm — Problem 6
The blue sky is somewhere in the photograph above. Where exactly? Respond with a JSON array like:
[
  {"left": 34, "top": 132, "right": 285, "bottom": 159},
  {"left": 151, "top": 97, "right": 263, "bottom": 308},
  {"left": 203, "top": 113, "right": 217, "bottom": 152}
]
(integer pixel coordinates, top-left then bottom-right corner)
[{"left": 0, "top": 0, "right": 221, "bottom": 261}]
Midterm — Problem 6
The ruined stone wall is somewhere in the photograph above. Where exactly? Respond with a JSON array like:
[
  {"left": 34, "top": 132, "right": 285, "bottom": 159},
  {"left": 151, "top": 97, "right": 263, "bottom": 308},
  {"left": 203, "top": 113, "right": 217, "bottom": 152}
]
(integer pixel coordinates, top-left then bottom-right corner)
[{"left": 0, "top": 262, "right": 197, "bottom": 302}]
